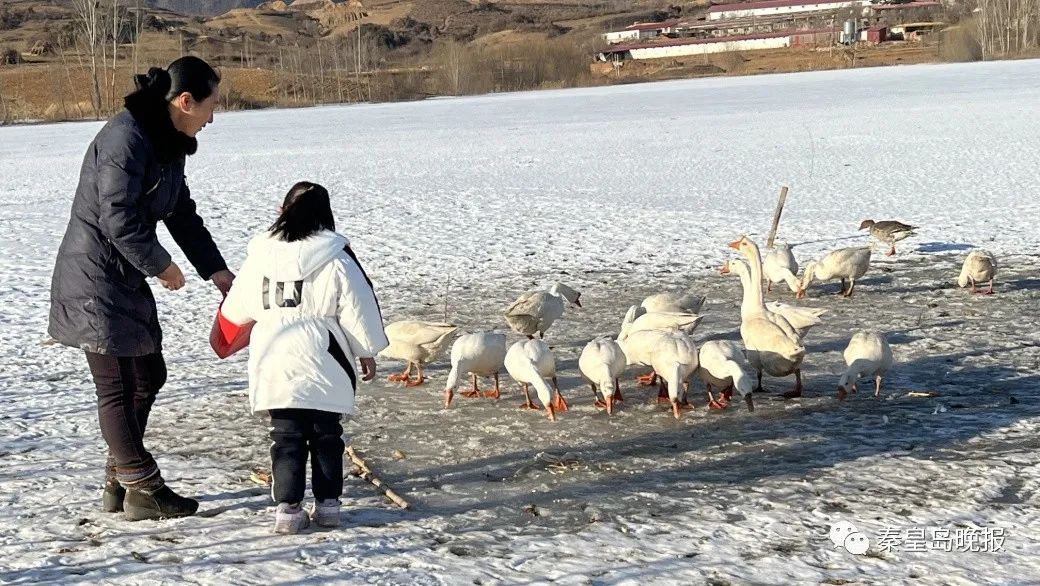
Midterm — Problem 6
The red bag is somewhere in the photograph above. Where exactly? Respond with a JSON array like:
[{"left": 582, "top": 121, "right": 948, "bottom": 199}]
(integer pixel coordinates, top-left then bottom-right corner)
[{"left": 210, "top": 304, "right": 254, "bottom": 359}]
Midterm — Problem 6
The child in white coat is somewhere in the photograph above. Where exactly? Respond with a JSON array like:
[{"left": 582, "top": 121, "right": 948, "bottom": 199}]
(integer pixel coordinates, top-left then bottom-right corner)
[{"left": 220, "top": 181, "right": 388, "bottom": 534}]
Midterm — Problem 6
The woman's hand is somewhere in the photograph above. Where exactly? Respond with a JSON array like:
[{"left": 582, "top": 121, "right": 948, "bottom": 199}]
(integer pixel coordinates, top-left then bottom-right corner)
[
  {"left": 359, "top": 357, "right": 377, "bottom": 382},
  {"left": 210, "top": 269, "right": 236, "bottom": 296},
  {"left": 157, "top": 262, "right": 185, "bottom": 290}
]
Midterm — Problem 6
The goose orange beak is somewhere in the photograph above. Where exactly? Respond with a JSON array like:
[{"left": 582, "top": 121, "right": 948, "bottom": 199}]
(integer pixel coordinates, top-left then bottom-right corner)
[
  {"left": 719, "top": 265, "right": 730, "bottom": 274},
  {"left": 728, "top": 240, "right": 741, "bottom": 250}
]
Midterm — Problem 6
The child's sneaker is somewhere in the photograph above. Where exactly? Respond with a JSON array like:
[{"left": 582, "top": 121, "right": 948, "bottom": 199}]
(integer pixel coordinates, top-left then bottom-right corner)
[
  {"left": 273, "top": 502, "right": 310, "bottom": 534},
  {"left": 310, "top": 499, "right": 341, "bottom": 528}
]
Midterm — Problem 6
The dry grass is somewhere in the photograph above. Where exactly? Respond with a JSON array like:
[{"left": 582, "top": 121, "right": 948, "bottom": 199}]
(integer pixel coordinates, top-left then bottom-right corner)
[{"left": 0, "top": 41, "right": 948, "bottom": 124}]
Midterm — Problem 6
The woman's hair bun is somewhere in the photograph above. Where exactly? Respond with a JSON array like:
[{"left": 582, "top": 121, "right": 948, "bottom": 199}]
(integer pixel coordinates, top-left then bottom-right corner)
[{"left": 134, "top": 67, "right": 172, "bottom": 98}]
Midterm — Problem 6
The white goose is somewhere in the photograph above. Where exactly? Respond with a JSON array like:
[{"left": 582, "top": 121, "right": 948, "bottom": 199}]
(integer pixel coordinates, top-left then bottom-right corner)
[
  {"left": 625, "top": 306, "right": 704, "bottom": 336},
  {"left": 641, "top": 291, "right": 706, "bottom": 314},
  {"left": 696, "top": 340, "right": 755, "bottom": 412},
  {"left": 797, "top": 246, "right": 872, "bottom": 298},
  {"left": 763, "top": 242, "right": 800, "bottom": 293},
  {"left": 617, "top": 326, "right": 669, "bottom": 403},
  {"left": 732, "top": 238, "right": 827, "bottom": 339},
  {"left": 380, "top": 321, "right": 460, "bottom": 386},
  {"left": 721, "top": 259, "right": 825, "bottom": 340},
  {"left": 728, "top": 236, "right": 807, "bottom": 398},
  {"left": 957, "top": 249, "right": 997, "bottom": 295},
  {"left": 579, "top": 336, "right": 627, "bottom": 415},
  {"left": 837, "top": 331, "right": 893, "bottom": 400},
  {"left": 619, "top": 305, "right": 703, "bottom": 387},
  {"left": 644, "top": 331, "right": 699, "bottom": 419},
  {"left": 443, "top": 332, "right": 508, "bottom": 409},
  {"left": 504, "top": 339, "right": 567, "bottom": 421},
  {"left": 504, "top": 283, "right": 581, "bottom": 339}
]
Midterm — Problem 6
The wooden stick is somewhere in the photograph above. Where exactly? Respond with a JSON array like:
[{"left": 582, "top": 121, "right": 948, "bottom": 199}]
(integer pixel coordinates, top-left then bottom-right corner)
[
  {"left": 766, "top": 185, "right": 789, "bottom": 249},
  {"left": 346, "top": 446, "right": 410, "bottom": 509}
]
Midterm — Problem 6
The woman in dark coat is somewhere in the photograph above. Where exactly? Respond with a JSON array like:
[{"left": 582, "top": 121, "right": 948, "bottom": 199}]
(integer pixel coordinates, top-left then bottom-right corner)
[{"left": 49, "top": 56, "right": 234, "bottom": 521}]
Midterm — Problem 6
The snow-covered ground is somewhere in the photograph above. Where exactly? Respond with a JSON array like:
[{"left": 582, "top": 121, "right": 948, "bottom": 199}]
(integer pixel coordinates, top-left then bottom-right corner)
[{"left": 2, "top": 60, "right": 1039, "bottom": 584}]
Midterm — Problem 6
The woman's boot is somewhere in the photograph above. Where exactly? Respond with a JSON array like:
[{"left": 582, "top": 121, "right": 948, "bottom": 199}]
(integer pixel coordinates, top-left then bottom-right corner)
[
  {"left": 103, "top": 458, "right": 125, "bottom": 512},
  {"left": 123, "top": 474, "right": 199, "bottom": 521}
]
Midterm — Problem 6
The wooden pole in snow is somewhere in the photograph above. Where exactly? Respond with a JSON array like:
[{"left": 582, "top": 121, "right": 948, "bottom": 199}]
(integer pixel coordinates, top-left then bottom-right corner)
[
  {"left": 346, "top": 446, "right": 410, "bottom": 509},
  {"left": 766, "top": 186, "right": 789, "bottom": 249}
]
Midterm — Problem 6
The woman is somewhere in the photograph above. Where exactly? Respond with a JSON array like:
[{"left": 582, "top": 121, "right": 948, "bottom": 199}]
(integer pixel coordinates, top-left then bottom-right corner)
[
  {"left": 218, "top": 181, "right": 387, "bottom": 534},
  {"left": 49, "top": 57, "right": 234, "bottom": 521}
]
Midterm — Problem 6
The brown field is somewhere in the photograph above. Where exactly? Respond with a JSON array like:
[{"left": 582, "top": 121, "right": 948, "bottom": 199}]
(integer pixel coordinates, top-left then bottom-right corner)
[{"left": 0, "top": 0, "right": 1013, "bottom": 124}]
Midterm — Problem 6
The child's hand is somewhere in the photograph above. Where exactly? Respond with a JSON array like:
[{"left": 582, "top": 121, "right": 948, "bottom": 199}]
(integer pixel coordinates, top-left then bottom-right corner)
[{"left": 359, "top": 357, "right": 377, "bottom": 382}]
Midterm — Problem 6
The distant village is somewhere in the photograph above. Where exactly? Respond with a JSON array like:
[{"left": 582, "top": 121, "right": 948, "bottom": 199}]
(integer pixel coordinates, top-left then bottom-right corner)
[{"left": 596, "top": 0, "right": 944, "bottom": 62}]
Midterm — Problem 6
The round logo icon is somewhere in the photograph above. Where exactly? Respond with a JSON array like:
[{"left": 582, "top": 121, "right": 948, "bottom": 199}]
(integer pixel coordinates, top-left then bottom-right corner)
[
  {"left": 829, "top": 521, "right": 859, "bottom": 548},
  {"left": 844, "top": 531, "right": 870, "bottom": 555}
]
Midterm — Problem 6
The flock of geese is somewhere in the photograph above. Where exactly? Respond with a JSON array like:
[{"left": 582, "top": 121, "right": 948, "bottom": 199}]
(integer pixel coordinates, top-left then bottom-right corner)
[{"left": 378, "top": 219, "right": 999, "bottom": 422}]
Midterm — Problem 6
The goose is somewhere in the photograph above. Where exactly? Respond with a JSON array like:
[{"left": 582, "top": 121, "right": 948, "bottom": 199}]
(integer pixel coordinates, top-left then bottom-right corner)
[
  {"left": 859, "top": 219, "right": 916, "bottom": 256},
  {"left": 763, "top": 242, "right": 800, "bottom": 293},
  {"left": 797, "top": 246, "right": 872, "bottom": 298},
  {"left": 625, "top": 307, "right": 704, "bottom": 337},
  {"left": 957, "top": 249, "right": 997, "bottom": 295},
  {"left": 641, "top": 291, "right": 706, "bottom": 314},
  {"left": 696, "top": 340, "right": 755, "bottom": 412},
  {"left": 504, "top": 283, "right": 581, "bottom": 339},
  {"left": 837, "top": 331, "right": 893, "bottom": 400},
  {"left": 380, "top": 321, "right": 460, "bottom": 386},
  {"left": 727, "top": 236, "right": 807, "bottom": 398},
  {"left": 617, "top": 326, "right": 671, "bottom": 403},
  {"left": 505, "top": 339, "right": 567, "bottom": 421},
  {"left": 721, "top": 259, "right": 825, "bottom": 340},
  {"left": 767, "top": 301, "right": 827, "bottom": 340},
  {"left": 619, "top": 305, "right": 702, "bottom": 387},
  {"left": 726, "top": 237, "right": 805, "bottom": 341},
  {"left": 644, "top": 331, "right": 699, "bottom": 419},
  {"left": 443, "top": 332, "right": 508, "bottom": 409},
  {"left": 579, "top": 336, "right": 627, "bottom": 415}
]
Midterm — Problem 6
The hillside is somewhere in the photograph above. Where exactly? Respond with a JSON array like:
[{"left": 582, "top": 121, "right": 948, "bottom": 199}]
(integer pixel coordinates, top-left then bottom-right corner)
[
  {"left": 149, "top": 0, "right": 266, "bottom": 16},
  {"left": 0, "top": 0, "right": 973, "bottom": 123}
]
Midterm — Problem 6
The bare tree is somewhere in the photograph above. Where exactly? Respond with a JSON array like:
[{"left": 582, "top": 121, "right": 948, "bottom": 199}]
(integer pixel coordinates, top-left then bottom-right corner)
[
  {"left": 133, "top": 0, "right": 141, "bottom": 73},
  {"left": 56, "top": 29, "right": 87, "bottom": 119},
  {"left": 437, "top": 40, "right": 465, "bottom": 95},
  {"left": 972, "top": 0, "right": 1038, "bottom": 57},
  {"left": 107, "top": 0, "right": 125, "bottom": 113},
  {"left": 317, "top": 39, "right": 326, "bottom": 103},
  {"left": 331, "top": 41, "right": 343, "bottom": 102},
  {"left": 348, "top": 1, "right": 367, "bottom": 100},
  {"left": 70, "top": 0, "right": 103, "bottom": 119},
  {"left": 0, "top": 62, "right": 9, "bottom": 125}
]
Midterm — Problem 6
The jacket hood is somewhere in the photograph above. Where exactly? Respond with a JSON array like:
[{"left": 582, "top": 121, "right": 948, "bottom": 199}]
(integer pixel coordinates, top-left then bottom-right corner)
[{"left": 247, "top": 230, "right": 349, "bottom": 281}]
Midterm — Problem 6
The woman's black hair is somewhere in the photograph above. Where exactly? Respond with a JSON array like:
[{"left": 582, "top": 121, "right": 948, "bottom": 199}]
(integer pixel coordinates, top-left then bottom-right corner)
[
  {"left": 125, "top": 56, "right": 220, "bottom": 107},
  {"left": 270, "top": 182, "right": 336, "bottom": 242}
]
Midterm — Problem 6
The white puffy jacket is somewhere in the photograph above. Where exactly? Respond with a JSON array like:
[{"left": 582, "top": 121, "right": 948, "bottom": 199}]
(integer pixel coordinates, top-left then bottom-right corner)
[{"left": 221, "top": 229, "right": 388, "bottom": 415}]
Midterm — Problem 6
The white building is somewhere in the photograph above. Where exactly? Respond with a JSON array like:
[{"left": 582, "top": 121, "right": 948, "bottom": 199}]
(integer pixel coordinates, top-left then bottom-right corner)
[
  {"left": 708, "top": 0, "right": 870, "bottom": 21},
  {"left": 597, "top": 29, "right": 837, "bottom": 61},
  {"left": 603, "top": 29, "right": 643, "bottom": 44},
  {"left": 602, "top": 19, "right": 685, "bottom": 44}
]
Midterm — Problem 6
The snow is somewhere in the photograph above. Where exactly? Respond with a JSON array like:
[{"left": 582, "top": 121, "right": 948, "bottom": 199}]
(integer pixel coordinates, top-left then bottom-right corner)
[{"left": 2, "top": 59, "right": 1039, "bottom": 584}]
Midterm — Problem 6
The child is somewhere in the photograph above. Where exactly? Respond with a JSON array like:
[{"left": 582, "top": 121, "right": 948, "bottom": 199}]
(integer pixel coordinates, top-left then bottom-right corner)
[{"left": 219, "top": 181, "right": 388, "bottom": 534}]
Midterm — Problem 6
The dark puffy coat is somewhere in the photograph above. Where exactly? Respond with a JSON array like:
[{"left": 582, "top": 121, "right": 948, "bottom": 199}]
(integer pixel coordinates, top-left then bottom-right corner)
[{"left": 48, "top": 96, "right": 227, "bottom": 356}]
